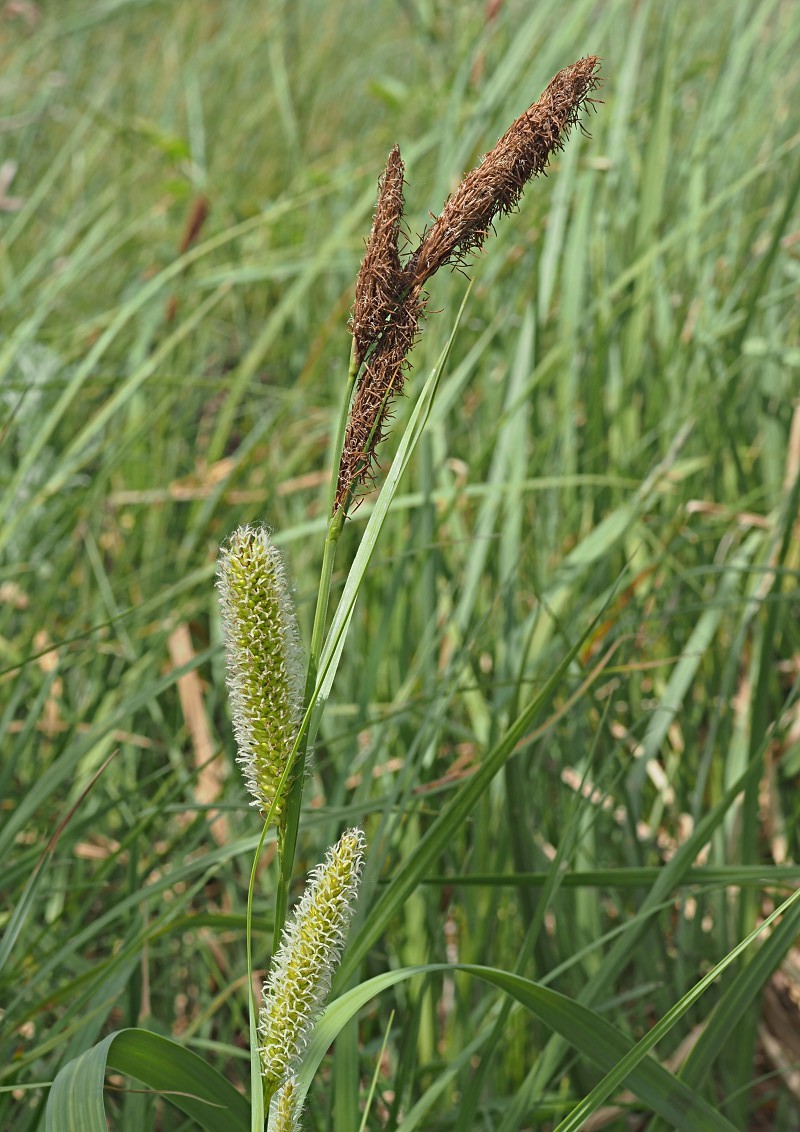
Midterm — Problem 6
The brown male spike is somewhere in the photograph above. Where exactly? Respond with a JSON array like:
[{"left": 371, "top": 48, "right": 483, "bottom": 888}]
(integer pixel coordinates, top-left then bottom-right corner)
[
  {"left": 350, "top": 144, "right": 406, "bottom": 368},
  {"left": 335, "top": 55, "right": 602, "bottom": 515},
  {"left": 405, "top": 56, "right": 601, "bottom": 288}
]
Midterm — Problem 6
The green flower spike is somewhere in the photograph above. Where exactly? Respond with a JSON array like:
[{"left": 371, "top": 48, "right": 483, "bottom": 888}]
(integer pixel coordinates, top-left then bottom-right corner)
[
  {"left": 267, "top": 1075, "right": 301, "bottom": 1132},
  {"left": 259, "top": 827, "right": 366, "bottom": 1090},
  {"left": 217, "top": 526, "right": 304, "bottom": 822}
]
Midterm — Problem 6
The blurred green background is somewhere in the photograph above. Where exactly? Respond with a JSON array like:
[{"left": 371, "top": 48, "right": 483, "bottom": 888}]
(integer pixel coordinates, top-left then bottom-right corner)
[{"left": 2, "top": 0, "right": 799, "bottom": 1128}]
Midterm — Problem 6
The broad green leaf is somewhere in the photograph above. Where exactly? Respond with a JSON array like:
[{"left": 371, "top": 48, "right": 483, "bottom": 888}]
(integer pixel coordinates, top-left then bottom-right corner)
[
  {"left": 298, "top": 965, "right": 738, "bottom": 1130},
  {"left": 46, "top": 1028, "right": 249, "bottom": 1132}
]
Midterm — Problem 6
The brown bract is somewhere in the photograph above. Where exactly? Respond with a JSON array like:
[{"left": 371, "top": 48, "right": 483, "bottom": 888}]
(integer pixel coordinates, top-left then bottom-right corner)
[{"left": 337, "top": 55, "right": 602, "bottom": 514}]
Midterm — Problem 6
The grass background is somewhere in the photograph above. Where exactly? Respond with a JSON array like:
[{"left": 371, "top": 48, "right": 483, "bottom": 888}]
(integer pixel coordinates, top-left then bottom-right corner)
[{"left": 2, "top": 0, "right": 800, "bottom": 1128}]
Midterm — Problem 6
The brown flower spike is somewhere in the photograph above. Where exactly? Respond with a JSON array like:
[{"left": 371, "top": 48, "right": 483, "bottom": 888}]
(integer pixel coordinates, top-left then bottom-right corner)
[
  {"left": 337, "top": 55, "right": 602, "bottom": 514},
  {"left": 351, "top": 144, "right": 406, "bottom": 368},
  {"left": 405, "top": 56, "right": 602, "bottom": 286}
]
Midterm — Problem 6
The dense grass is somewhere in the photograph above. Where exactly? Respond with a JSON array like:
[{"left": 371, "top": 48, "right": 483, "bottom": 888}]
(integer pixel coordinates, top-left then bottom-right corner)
[{"left": 2, "top": 0, "right": 800, "bottom": 1128}]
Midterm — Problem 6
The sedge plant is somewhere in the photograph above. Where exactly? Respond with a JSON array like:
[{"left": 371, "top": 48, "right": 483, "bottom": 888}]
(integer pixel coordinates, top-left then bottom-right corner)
[
  {"left": 29, "top": 32, "right": 800, "bottom": 1130},
  {"left": 0, "top": 8, "right": 793, "bottom": 1127},
  {"left": 43, "top": 54, "right": 695, "bottom": 1130},
  {"left": 215, "top": 56, "right": 603, "bottom": 1131}
]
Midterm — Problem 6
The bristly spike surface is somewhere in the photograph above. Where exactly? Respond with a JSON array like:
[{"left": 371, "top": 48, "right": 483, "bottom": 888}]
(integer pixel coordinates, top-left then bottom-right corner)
[
  {"left": 259, "top": 828, "right": 366, "bottom": 1089},
  {"left": 216, "top": 526, "right": 304, "bottom": 824},
  {"left": 267, "top": 1075, "right": 302, "bottom": 1132}
]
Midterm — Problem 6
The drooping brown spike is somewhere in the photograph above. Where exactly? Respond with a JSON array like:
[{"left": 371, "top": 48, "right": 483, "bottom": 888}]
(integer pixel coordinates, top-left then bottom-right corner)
[
  {"left": 351, "top": 144, "right": 406, "bottom": 367},
  {"left": 404, "top": 56, "right": 601, "bottom": 288}
]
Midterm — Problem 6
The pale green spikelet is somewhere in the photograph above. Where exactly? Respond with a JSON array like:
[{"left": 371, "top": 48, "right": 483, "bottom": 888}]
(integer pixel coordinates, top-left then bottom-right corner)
[
  {"left": 216, "top": 526, "right": 304, "bottom": 822},
  {"left": 259, "top": 828, "right": 366, "bottom": 1088},
  {"left": 267, "top": 1074, "right": 302, "bottom": 1132}
]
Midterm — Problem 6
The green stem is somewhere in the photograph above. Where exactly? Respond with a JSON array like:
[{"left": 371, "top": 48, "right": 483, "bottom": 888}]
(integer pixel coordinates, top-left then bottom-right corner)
[
  {"left": 326, "top": 337, "right": 361, "bottom": 518},
  {"left": 246, "top": 818, "right": 273, "bottom": 1128},
  {"left": 271, "top": 339, "right": 359, "bottom": 953}
]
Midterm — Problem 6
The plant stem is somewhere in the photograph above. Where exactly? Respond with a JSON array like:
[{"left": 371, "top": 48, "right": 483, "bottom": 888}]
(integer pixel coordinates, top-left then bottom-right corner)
[
  {"left": 272, "top": 339, "right": 359, "bottom": 952},
  {"left": 247, "top": 819, "right": 272, "bottom": 1128}
]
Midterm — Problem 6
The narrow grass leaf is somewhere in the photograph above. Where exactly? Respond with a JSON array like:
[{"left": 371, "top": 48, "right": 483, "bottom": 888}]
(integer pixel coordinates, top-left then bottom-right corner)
[{"left": 553, "top": 887, "right": 800, "bottom": 1132}]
